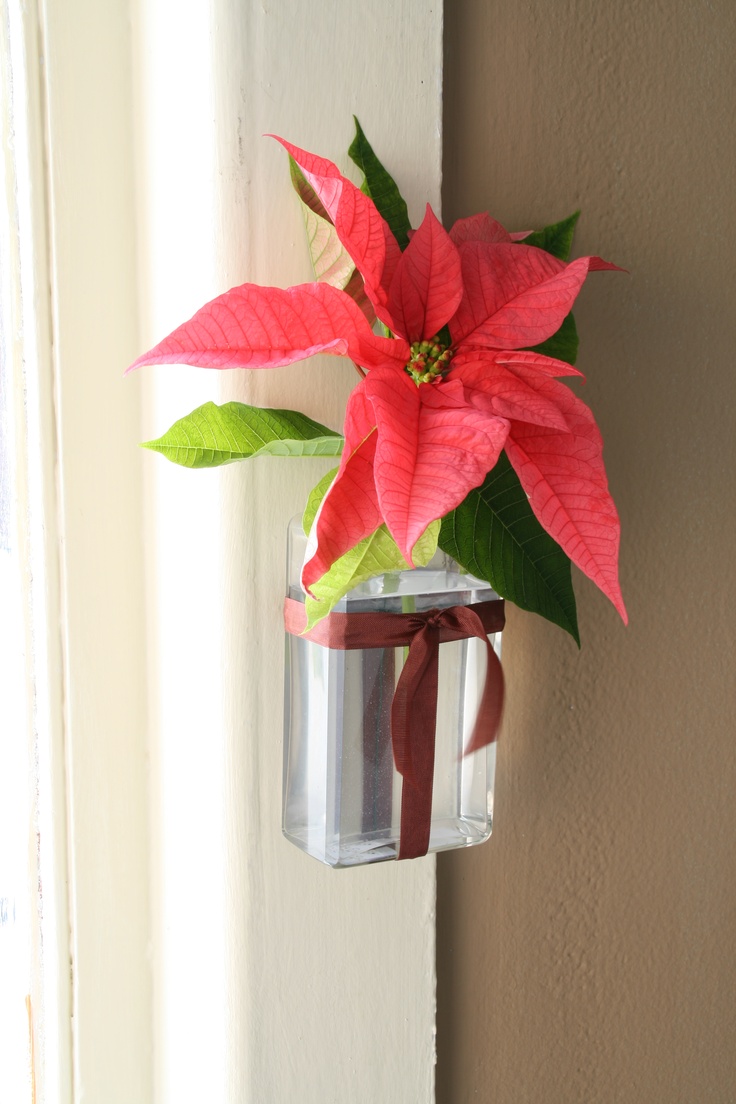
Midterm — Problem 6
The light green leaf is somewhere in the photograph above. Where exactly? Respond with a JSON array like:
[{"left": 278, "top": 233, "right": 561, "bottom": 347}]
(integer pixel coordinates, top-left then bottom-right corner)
[
  {"left": 304, "top": 522, "right": 440, "bottom": 630},
  {"left": 348, "top": 117, "right": 412, "bottom": 251},
  {"left": 524, "top": 210, "right": 580, "bottom": 261},
  {"left": 439, "top": 452, "right": 579, "bottom": 643},
  {"left": 142, "top": 402, "right": 344, "bottom": 469},
  {"left": 303, "top": 467, "right": 338, "bottom": 535}
]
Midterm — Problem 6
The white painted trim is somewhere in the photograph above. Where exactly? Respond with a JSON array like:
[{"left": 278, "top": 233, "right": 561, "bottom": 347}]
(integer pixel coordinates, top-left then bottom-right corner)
[
  {"left": 37, "top": 1, "right": 152, "bottom": 1100},
  {"left": 8, "top": 0, "right": 443, "bottom": 1098},
  {"left": 132, "top": 1, "right": 443, "bottom": 1100},
  {"left": 0, "top": 7, "right": 67, "bottom": 1100},
  {"left": 2, "top": 4, "right": 75, "bottom": 1100}
]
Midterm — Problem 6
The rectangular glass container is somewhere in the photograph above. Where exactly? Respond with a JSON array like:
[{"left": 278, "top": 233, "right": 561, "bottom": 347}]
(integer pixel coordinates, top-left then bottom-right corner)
[{"left": 283, "top": 517, "right": 501, "bottom": 867}]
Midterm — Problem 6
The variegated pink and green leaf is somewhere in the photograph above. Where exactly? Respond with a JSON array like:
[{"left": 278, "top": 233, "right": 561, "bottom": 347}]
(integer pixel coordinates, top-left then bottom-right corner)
[
  {"left": 289, "top": 158, "right": 376, "bottom": 324},
  {"left": 301, "top": 468, "right": 440, "bottom": 628}
]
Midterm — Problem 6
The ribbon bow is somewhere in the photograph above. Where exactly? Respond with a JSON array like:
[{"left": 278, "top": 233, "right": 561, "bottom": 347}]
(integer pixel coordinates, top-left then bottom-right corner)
[{"left": 284, "top": 597, "right": 505, "bottom": 860}]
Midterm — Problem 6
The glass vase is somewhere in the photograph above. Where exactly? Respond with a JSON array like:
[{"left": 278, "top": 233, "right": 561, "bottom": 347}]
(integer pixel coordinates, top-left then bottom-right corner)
[{"left": 282, "top": 517, "right": 502, "bottom": 867}]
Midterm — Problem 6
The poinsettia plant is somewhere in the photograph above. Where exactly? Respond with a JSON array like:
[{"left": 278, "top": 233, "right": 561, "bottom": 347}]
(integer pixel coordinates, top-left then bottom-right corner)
[{"left": 132, "top": 119, "right": 626, "bottom": 641}]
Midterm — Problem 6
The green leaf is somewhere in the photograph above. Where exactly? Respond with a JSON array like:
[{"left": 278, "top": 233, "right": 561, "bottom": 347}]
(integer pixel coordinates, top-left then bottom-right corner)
[
  {"left": 529, "top": 311, "right": 579, "bottom": 366},
  {"left": 142, "top": 402, "right": 344, "bottom": 469},
  {"left": 348, "top": 117, "right": 412, "bottom": 250},
  {"left": 524, "top": 210, "right": 580, "bottom": 261},
  {"left": 438, "top": 452, "right": 579, "bottom": 643},
  {"left": 304, "top": 521, "right": 440, "bottom": 629}
]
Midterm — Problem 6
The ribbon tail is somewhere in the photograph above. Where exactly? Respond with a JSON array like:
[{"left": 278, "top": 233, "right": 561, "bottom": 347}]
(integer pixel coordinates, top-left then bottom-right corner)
[
  {"left": 465, "top": 633, "right": 504, "bottom": 755},
  {"left": 393, "top": 623, "right": 441, "bottom": 860}
]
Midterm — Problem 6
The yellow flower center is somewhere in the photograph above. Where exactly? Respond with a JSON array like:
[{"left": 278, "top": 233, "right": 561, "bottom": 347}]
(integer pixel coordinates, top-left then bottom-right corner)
[{"left": 405, "top": 336, "right": 454, "bottom": 385}]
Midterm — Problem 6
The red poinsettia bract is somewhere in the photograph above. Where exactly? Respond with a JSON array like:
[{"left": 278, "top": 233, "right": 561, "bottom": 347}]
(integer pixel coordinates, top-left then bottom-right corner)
[{"left": 131, "top": 138, "right": 626, "bottom": 622}]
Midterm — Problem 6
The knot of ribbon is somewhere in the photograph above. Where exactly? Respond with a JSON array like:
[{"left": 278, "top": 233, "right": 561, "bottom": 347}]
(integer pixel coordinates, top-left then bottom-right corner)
[{"left": 284, "top": 596, "right": 505, "bottom": 860}]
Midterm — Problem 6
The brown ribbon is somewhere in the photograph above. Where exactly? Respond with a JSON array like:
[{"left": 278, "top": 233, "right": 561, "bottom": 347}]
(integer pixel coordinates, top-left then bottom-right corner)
[{"left": 284, "top": 596, "right": 505, "bottom": 860}]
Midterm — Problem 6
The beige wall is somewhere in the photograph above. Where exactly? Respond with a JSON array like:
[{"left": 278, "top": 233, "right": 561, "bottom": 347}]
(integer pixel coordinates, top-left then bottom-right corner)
[{"left": 437, "top": 2, "right": 736, "bottom": 1101}]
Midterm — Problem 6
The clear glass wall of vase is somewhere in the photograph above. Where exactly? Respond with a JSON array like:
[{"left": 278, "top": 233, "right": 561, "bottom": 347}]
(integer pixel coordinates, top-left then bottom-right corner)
[{"left": 282, "top": 517, "right": 502, "bottom": 868}]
